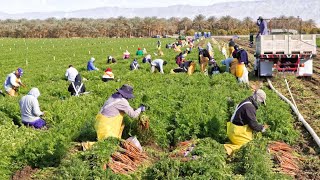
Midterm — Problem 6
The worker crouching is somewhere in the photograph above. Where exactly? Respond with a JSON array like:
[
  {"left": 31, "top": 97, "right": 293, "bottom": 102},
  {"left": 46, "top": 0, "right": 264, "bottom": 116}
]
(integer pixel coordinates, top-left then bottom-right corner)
[
  {"left": 224, "top": 89, "right": 269, "bottom": 155},
  {"left": 95, "top": 84, "right": 145, "bottom": 141}
]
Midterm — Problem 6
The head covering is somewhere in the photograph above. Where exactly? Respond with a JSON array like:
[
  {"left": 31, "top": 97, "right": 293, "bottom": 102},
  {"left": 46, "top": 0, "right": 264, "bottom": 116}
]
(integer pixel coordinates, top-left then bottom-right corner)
[
  {"left": 28, "top": 87, "right": 40, "bottom": 99},
  {"left": 108, "top": 56, "right": 112, "bottom": 60},
  {"left": 138, "top": 48, "right": 141, "bottom": 50},
  {"left": 258, "top": 16, "right": 263, "bottom": 20},
  {"left": 74, "top": 74, "right": 82, "bottom": 82},
  {"left": 253, "top": 89, "right": 266, "bottom": 105},
  {"left": 117, "top": 84, "right": 134, "bottom": 99},
  {"left": 133, "top": 59, "right": 138, "bottom": 64},
  {"left": 90, "top": 57, "right": 95, "bottom": 62},
  {"left": 16, "top": 68, "right": 24, "bottom": 76},
  {"left": 105, "top": 68, "right": 112, "bottom": 72}
]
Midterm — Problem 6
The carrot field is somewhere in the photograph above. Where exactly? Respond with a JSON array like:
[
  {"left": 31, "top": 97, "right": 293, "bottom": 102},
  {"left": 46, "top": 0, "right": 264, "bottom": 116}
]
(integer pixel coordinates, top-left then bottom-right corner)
[{"left": 0, "top": 37, "right": 312, "bottom": 179}]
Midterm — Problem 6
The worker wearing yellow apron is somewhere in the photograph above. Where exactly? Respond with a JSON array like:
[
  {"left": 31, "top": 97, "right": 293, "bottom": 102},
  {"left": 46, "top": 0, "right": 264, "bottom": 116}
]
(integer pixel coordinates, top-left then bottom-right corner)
[
  {"left": 224, "top": 89, "right": 268, "bottom": 155},
  {"left": 95, "top": 84, "right": 145, "bottom": 141}
]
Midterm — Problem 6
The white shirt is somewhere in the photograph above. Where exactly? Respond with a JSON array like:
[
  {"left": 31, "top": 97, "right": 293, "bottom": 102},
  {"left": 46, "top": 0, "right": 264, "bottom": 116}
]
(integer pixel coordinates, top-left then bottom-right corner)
[
  {"left": 65, "top": 67, "right": 78, "bottom": 82},
  {"left": 4, "top": 72, "right": 21, "bottom": 91}
]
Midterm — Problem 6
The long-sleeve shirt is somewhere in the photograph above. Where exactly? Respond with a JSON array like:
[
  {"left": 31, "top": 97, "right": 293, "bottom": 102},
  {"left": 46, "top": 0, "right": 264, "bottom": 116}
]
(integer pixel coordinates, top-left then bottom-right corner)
[
  {"left": 4, "top": 72, "right": 21, "bottom": 91},
  {"left": 232, "top": 96, "right": 264, "bottom": 132},
  {"left": 87, "top": 60, "right": 98, "bottom": 71},
  {"left": 19, "top": 88, "right": 43, "bottom": 123},
  {"left": 100, "top": 96, "right": 142, "bottom": 118},
  {"left": 257, "top": 20, "right": 268, "bottom": 35},
  {"left": 151, "top": 59, "right": 165, "bottom": 74},
  {"left": 65, "top": 67, "right": 78, "bottom": 82}
]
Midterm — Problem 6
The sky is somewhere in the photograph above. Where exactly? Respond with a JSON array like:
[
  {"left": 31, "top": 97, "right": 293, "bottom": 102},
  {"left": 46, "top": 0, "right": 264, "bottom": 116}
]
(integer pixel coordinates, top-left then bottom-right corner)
[{"left": 0, "top": 0, "right": 257, "bottom": 14}]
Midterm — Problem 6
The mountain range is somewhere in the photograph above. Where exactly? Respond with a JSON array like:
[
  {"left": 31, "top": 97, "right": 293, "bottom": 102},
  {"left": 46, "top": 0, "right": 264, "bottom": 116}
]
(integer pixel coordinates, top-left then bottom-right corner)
[{"left": 1, "top": 0, "right": 319, "bottom": 26}]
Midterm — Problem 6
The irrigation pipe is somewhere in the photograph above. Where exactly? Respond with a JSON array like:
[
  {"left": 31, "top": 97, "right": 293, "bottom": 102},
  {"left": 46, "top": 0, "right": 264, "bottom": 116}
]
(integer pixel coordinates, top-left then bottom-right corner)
[{"left": 267, "top": 78, "right": 320, "bottom": 148}]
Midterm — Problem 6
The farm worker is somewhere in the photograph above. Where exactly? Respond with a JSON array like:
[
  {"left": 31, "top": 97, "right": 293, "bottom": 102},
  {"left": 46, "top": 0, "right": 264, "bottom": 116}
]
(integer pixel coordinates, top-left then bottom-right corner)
[
  {"left": 95, "top": 84, "right": 146, "bottom": 140},
  {"left": 174, "top": 45, "right": 181, "bottom": 52},
  {"left": 151, "top": 59, "right": 167, "bottom": 74},
  {"left": 188, "top": 41, "right": 194, "bottom": 52},
  {"left": 256, "top": 16, "right": 268, "bottom": 36},
  {"left": 102, "top": 68, "right": 114, "bottom": 82},
  {"left": 158, "top": 48, "right": 164, "bottom": 56},
  {"left": 19, "top": 87, "right": 46, "bottom": 129},
  {"left": 221, "top": 44, "right": 228, "bottom": 59},
  {"left": 207, "top": 42, "right": 213, "bottom": 57},
  {"left": 136, "top": 48, "right": 144, "bottom": 56},
  {"left": 68, "top": 74, "right": 86, "bottom": 96},
  {"left": 143, "top": 48, "right": 147, "bottom": 54},
  {"left": 228, "top": 39, "right": 235, "bottom": 58},
  {"left": 142, "top": 54, "right": 152, "bottom": 63},
  {"left": 107, "top": 56, "right": 116, "bottom": 64},
  {"left": 130, "top": 59, "right": 140, "bottom": 71},
  {"left": 4, "top": 68, "right": 26, "bottom": 96},
  {"left": 208, "top": 61, "right": 221, "bottom": 76},
  {"left": 236, "top": 62, "right": 249, "bottom": 85},
  {"left": 171, "top": 60, "right": 195, "bottom": 75},
  {"left": 123, "top": 50, "right": 130, "bottom": 59},
  {"left": 65, "top": 65, "right": 78, "bottom": 82},
  {"left": 249, "top": 33, "right": 254, "bottom": 48},
  {"left": 157, "top": 40, "right": 161, "bottom": 48},
  {"left": 87, "top": 57, "right": 99, "bottom": 71},
  {"left": 224, "top": 89, "right": 268, "bottom": 155},
  {"left": 199, "top": 49, "right": 211, "bottom": 73}
]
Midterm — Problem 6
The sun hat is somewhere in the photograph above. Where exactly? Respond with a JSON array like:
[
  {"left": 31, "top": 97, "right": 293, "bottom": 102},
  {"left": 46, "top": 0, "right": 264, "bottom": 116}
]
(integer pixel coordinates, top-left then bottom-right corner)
[
  {"left": 253, "top": 89, "right": 266, "bottom": 105},
  {"left": 117, "top": 84, "right": 134, "bottom": 99}
]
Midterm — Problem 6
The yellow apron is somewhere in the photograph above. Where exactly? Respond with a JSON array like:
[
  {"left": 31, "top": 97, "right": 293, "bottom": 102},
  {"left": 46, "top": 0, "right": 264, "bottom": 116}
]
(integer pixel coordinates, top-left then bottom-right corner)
[
  {"left": 187, "top": 62, "right": 196, "bottom": 75},
  {"left": 224, "top": 122, "right": 253, "bottom": 155},
  {"left": 224, "top": 101, "right": 253, "bottom": 155},
  {"left": 236, "top": 63, "right": 245, "bottom": 78},
  {"left": 230, "top": 58, "right": 238, "bottom": 76},
  {"left": 95, "top": 112, "right": 124, "bottom": 141}
]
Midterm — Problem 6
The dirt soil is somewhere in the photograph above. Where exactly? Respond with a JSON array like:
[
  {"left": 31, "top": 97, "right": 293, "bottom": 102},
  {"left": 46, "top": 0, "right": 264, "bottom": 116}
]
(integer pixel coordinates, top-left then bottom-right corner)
[
  {"left": 12, "top": 166, "right": 38, "bottom": 180},
  {"left": 215, "top": 37, "right": 320, "bottom": 179}
]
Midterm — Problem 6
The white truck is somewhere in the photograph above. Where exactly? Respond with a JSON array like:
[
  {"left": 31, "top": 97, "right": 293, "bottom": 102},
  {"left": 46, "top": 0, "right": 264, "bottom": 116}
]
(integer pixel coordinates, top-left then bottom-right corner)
[{"left": 254, "top": 34, "right": 317, "bottom": 77}]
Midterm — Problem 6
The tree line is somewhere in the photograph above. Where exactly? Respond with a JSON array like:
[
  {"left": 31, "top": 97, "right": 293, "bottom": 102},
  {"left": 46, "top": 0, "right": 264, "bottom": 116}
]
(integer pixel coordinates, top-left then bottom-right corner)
[{"left": 0, "top": 15, "right": 319, "bottom": 38}]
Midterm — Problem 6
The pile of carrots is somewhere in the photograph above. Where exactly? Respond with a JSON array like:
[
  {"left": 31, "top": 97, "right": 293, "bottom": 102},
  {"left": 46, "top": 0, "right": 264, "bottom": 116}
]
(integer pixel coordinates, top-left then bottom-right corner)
[
  {"left": 268, "top": 141, "right": 300, "bottom": 177},
  {"left": 106, "top": 140, "right": 149, "bottom": 174},
  {"left": 169, "top": 140, "right": 197, "bottom": 161}
]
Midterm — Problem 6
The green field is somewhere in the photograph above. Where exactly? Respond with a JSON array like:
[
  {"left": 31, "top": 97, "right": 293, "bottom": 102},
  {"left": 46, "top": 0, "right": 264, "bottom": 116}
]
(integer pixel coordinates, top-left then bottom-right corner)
[
  {"left": 0, "top": 38, "right": 299, "bottom": 179},
  {"left": 317, "top": 38, "right": 320, "bottom": 47}
]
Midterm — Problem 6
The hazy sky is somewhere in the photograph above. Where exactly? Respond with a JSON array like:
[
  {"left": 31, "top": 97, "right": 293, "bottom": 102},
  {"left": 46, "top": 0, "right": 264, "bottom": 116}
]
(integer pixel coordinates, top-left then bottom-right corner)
[{"left": 0, "top": 0, "right": 257, "bottom": 13}]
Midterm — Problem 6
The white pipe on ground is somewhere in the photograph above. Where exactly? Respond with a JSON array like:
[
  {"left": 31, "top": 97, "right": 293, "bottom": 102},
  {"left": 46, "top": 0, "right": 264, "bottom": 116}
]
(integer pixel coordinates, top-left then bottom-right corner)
[{"left": 267, "top": 78, "right": 320, "bottom": 148}]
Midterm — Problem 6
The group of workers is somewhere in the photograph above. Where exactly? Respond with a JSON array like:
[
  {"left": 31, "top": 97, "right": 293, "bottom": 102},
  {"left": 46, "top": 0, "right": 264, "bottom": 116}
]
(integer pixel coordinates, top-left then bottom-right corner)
[{"left": 3, "top": 17, "right": 270, "bottom": 155}]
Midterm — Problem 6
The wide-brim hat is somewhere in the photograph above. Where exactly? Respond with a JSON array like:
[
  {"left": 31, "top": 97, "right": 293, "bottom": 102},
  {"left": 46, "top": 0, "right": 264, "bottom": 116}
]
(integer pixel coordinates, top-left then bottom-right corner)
[{"left": 117, "top": 84, "right": 134, "bottom": 99}]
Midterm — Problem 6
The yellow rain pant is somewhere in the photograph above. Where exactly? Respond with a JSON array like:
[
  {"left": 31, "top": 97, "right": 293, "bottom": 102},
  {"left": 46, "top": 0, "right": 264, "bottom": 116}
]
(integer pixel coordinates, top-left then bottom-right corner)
[
  {"left": 224, "top": 122, "right": 253, "bottom": 155},
  {"left": 6, "top": 88, "right": 17, "bottom": 97},
  {"left": 200, "top": 55, "right": 209, "bottom": 73},
  {"left": 95, "top": 113, "right": 124, "bottom": 141},
  {"left": 187, "top": 62, "right": 196, "bottom": 75}
]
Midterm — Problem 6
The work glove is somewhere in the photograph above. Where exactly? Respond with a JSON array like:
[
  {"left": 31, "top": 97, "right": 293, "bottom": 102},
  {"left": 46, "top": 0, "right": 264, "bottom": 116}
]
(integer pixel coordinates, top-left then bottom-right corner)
[{"left": 139, "top": 105, "right": 146, "bottom": 112}]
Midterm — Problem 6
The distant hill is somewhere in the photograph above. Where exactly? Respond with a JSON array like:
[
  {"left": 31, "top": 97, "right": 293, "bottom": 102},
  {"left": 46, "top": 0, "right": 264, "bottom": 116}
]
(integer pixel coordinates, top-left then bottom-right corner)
[{"left": 1, "top": 0, "right": 319, "bottom": 26}]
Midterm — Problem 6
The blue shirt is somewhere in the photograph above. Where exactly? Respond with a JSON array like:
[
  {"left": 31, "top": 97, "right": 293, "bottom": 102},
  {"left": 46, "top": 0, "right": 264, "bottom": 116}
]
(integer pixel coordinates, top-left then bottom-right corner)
[{"left": 87, "top": 60, "right": 98, "bottom": 71}]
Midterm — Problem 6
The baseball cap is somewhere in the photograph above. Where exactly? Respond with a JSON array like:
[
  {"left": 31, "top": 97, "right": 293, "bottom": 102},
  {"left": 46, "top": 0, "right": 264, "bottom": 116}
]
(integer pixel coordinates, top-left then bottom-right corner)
[
  {"left": 17, "top": 68, "right": 24, "bottom": 76},
  {"left": 253, "top": 89, "right": 266, "bottom": 105}
]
